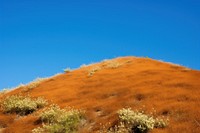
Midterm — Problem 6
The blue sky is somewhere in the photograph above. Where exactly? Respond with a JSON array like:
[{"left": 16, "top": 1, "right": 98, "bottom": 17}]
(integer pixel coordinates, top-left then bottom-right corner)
[{"left": 0, "top": 0, "right": 200, "bottom": 90}]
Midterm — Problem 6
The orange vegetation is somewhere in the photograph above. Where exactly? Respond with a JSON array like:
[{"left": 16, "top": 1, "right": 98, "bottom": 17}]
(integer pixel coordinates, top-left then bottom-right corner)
[{"left": 0, "top": 56, "right": 200, "bottom": 133}]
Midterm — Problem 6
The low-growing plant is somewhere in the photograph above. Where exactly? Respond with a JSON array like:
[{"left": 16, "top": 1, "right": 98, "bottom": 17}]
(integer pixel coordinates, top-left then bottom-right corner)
[
  {"left": 100, "top": 108, "right": 168, "bottom": 133},
  {"left": 22, "top": 78, "right": 49, "bottom": 92},
  {"left": 28, "top": 78, "right": 48, "bottom": 89},
  {"left": 80, "top": 64, "right": 88, "bottom": 68},
  {"left": 39, "top": 104, "right": 64, "bottom": 123},
  {"left": 32, "top": 104, "right": 84, "bottom": 133},
  {"left": 0, "top": 88, "right": 9, "bottom": 95},
  {"left": 63, "top": 68, "right": 71, "bottom": 73},
  {"left": 32, "top": 127, "right": 45, "bottom": 133},
  {"left": 0, "top": 84, "right": 25, "bottom": 94},
  {"left": 100, "top": 122, "right": 130, "bottom": 133},
  {"left": 118, "top": 108, "right": 154, "bottom": 132},
  {"left": 154, "top": 117, "right": 168, "bottom": 128},
  {"left": 88, "top": 66, "right": 101, "bottom": 76},
  {"left": 35, "top": 97, "right": 48, "bottom": 108},
  {"left": 105, "top": 61, "right": 121, "bottom": 69},
  {"left": 117, "top": 108, "right": 168, "bottom": 133},
  {"left": 1, "top": 95, "right": 47, "bottom": 115},
  {"left": 1, "top": 78, "right": 49, "bottom": 93}
]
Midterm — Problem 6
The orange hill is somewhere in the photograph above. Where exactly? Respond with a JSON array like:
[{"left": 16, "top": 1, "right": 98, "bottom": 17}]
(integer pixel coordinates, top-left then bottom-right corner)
[{"left": 0, "top": 56, "right": 200, "bottom": 133}]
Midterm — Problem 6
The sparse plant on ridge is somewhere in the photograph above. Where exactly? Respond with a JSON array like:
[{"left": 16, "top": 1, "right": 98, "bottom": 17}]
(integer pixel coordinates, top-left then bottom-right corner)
[
  {"left": 105, "top": 61, "right": 121, "bottom": 69},
  {"left": 1, "top": 77, "right": 50, "bottom": 93},
  {"left": 0, "top": 84, "right": 25, "bottom": 94},
  {"left": 63, "top": 68, "right": 71, "bottom": 73},
  {"left": 0, "top": 88, "right": 10, "bottom": 95},
  {"left": 88, "top": 66, "right": 101, "bottom": 76},
  {"left": 22, "top": 77, "right": 49, "bottom": 92},
  {"left": 80, "top": 64, "right": 88, "bottom": 68}
]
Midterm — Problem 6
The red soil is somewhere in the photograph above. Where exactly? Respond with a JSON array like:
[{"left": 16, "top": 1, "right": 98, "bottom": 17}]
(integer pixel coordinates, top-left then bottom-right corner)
[{"left": 0, "top": 56, "right": 200, "bottom": 133}]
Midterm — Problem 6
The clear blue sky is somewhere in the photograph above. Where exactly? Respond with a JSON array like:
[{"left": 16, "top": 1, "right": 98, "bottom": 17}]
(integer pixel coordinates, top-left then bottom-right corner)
[{"left": 0, "top": 0, "right": 200, "bottom": 90}]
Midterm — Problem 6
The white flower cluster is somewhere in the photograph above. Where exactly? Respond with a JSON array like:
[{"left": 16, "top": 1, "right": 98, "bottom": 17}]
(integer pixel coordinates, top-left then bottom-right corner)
[
  {"left": 1, "top": 95, "right": 47, "bottom": 115},
  {"left": 32, "top": 104, "right": 84, "bottom": 133},
  {"left": 40, "top": 104, "right": 64, "bottom": 123},
  {"left": 118, "top": 108, "right": 168, "bottom": 132}
]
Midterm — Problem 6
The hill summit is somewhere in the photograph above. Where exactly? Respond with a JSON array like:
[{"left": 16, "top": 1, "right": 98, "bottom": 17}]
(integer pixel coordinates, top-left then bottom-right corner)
[{"left": 0, "top": 56, "right": 200, "bottom": 133}]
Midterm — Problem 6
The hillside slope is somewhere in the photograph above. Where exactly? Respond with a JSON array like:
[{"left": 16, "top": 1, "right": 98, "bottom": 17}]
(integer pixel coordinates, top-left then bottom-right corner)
[{"left": 0, "top": 56, "right": 200, "bottom": 133}]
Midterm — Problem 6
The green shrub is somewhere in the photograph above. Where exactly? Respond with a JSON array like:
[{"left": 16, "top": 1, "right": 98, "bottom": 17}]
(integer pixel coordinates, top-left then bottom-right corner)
[
  {"left": 1, "top": 95, "right": 47, "bottom": 115},
  {"left": 32, "top": 105, "right": 84, "bottom": 133}
]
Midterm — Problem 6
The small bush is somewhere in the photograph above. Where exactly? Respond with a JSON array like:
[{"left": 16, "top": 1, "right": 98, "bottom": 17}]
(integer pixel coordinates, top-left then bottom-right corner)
[
  {"left": 35, "top": 97, "right": 48, "bottom": 108},
  {"left": 117, "top": 108, "right": 168, "bottom": 133},
  {"left": 39, "top": 105, "right": 64, "bottom": 123},
  {"left": 63, "top": 68, "right": 71, "bottom": 73},
  {"left": 22, "top": 78, "right": 49, "bottom": 92},
  {"left": 27, "top": 78, "right": 48, "bottom": 89},
  {"left": 32, "top": 105, "right": 84, "bottom": 133},
  {"left": 80, "top": 64, "right": 87, "bottom": 68},
  {"left": 105, "top": 61, "right": 121, "bottom": 69},
  {"left": 1, "top": 95, "right": 47, "bottom": 115},
  {"left": 118, "top": 108, "right": 154, "bottom": 132}
]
